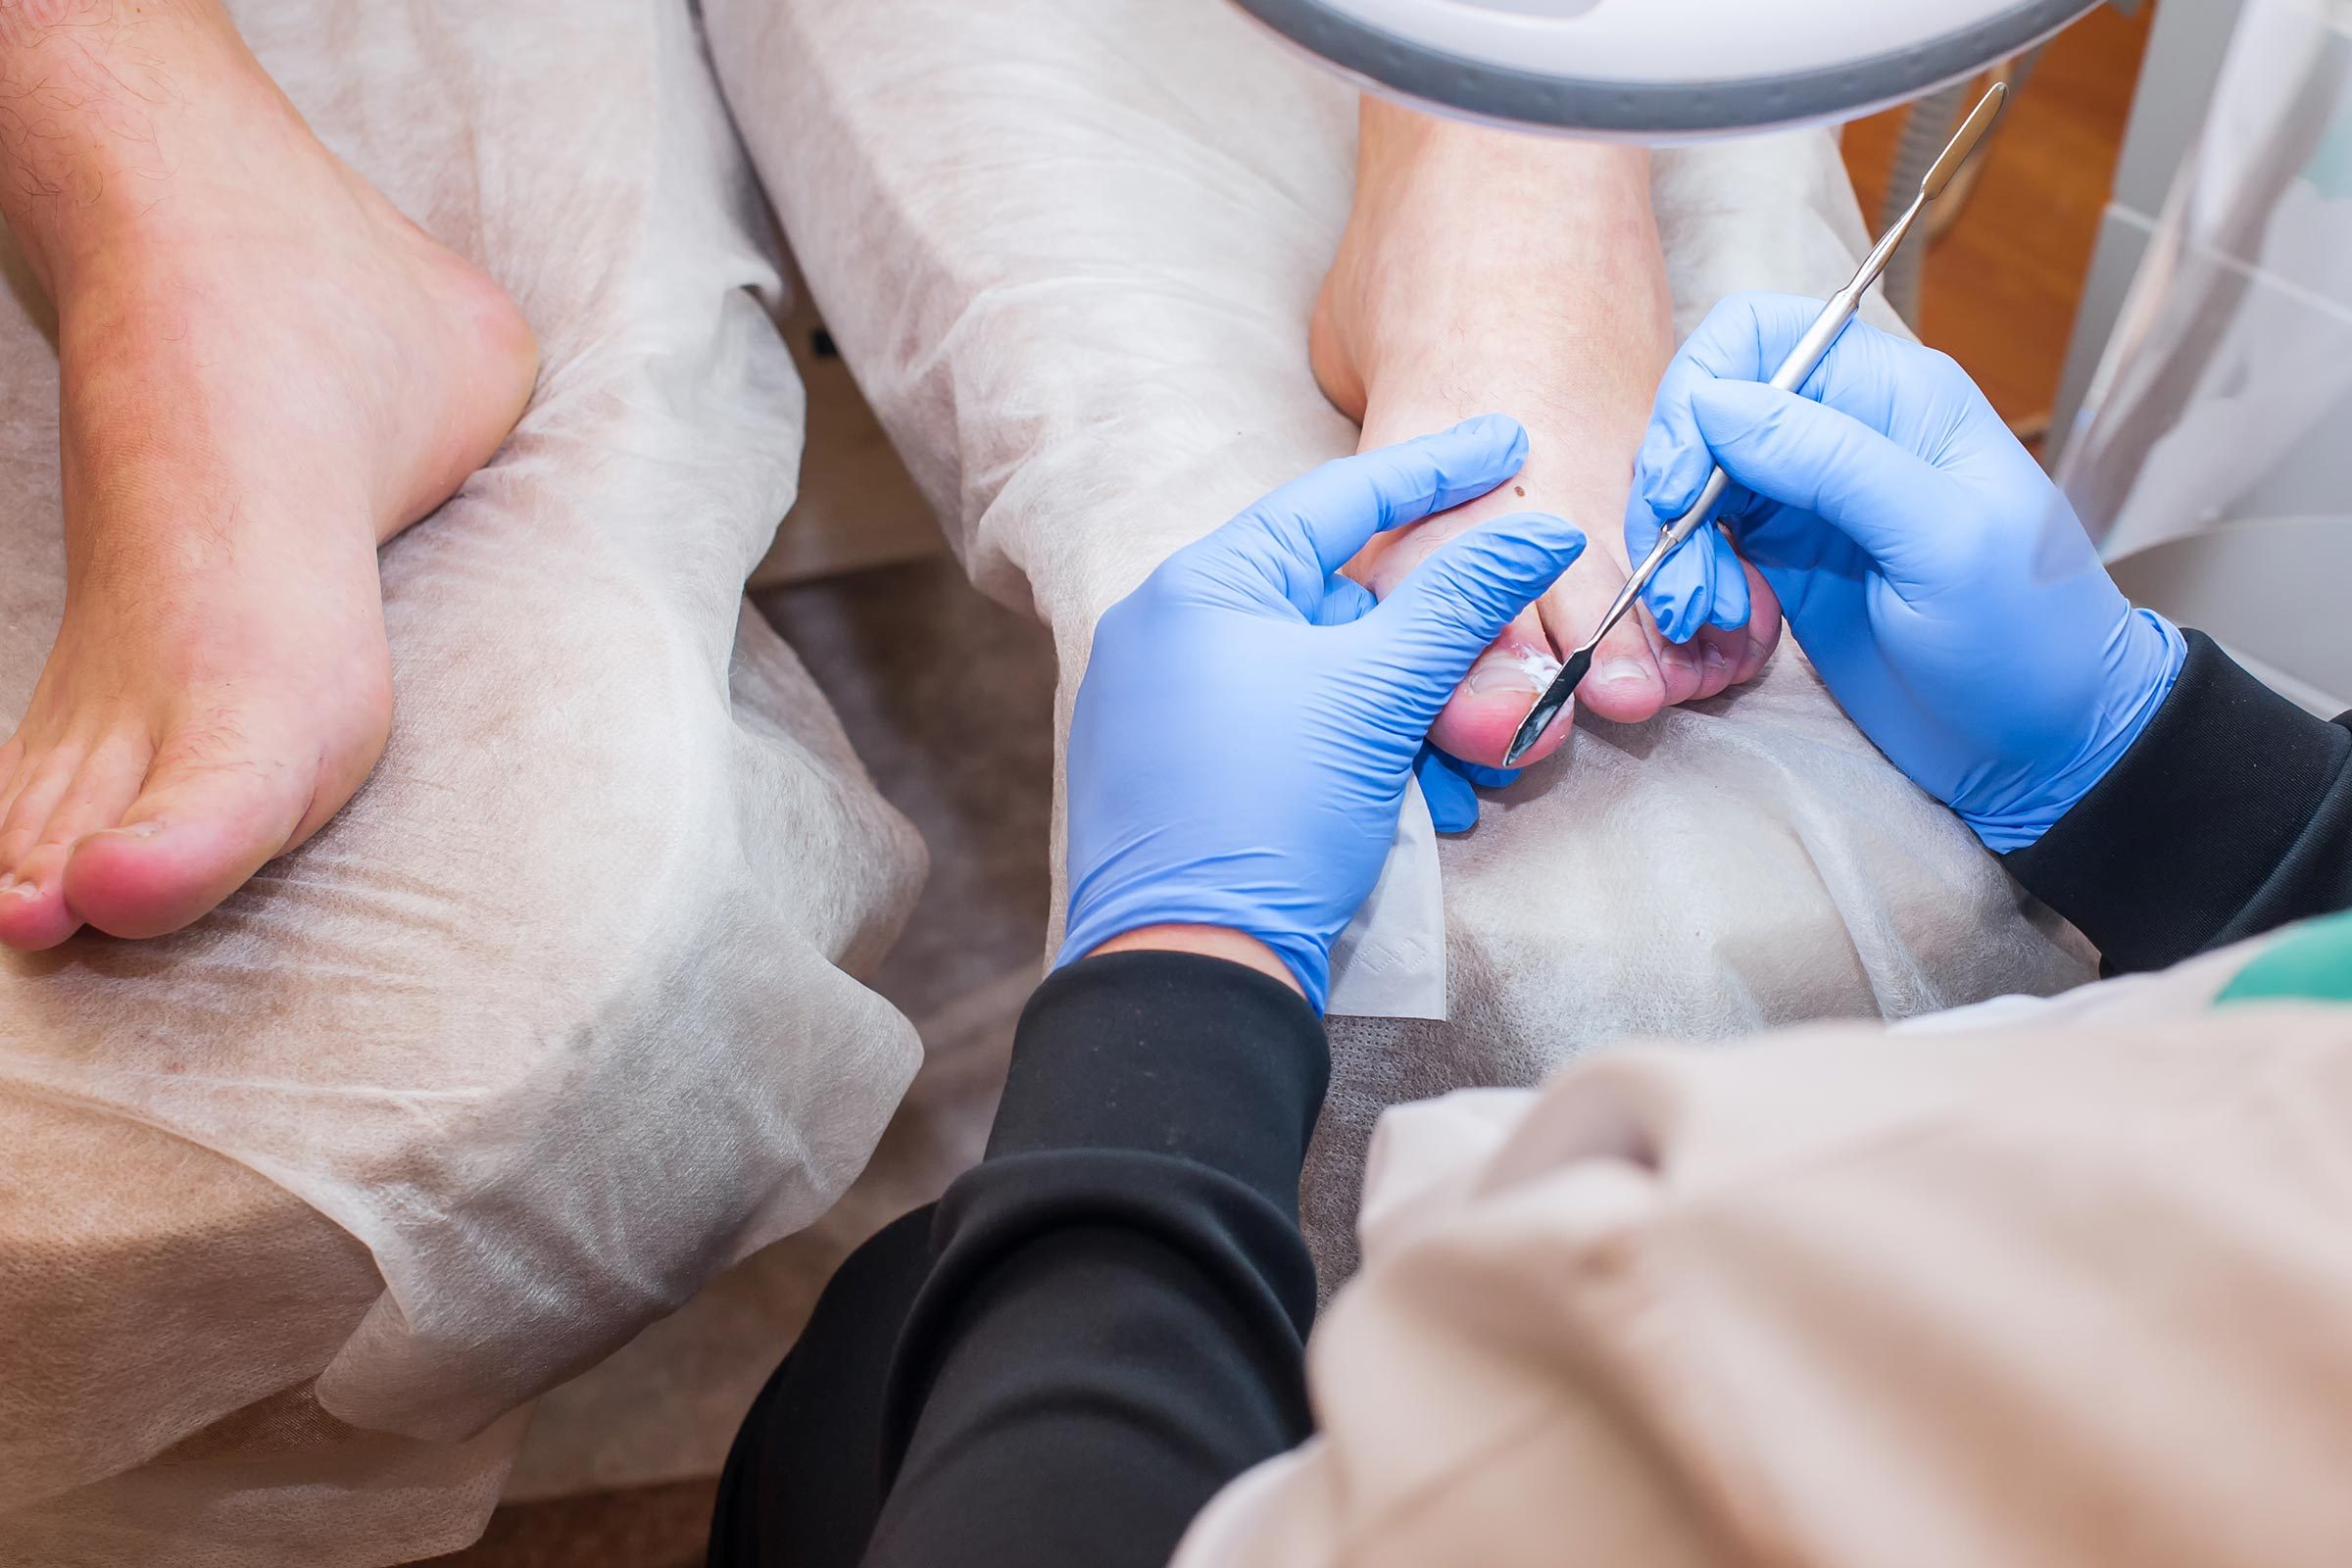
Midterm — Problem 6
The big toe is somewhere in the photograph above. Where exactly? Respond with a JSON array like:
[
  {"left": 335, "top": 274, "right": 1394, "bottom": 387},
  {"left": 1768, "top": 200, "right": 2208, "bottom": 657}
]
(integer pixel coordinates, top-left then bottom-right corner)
[
  {"left": 63, "top": 716, "right": 360, "bottom": 941},
  {"left": 1428, "top": 625, "right": 1572, "bottom": 770}
]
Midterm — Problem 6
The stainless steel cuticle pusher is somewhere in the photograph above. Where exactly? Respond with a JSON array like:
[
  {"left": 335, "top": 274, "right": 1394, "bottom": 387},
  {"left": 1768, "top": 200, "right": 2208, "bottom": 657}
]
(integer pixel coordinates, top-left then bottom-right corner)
[{"left": 1501, "top": 80, "right": 2009, "bottom": 768}]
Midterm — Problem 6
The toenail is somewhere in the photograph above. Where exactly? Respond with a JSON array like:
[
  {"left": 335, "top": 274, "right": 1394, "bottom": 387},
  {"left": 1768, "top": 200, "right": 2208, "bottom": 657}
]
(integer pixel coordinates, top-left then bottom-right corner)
[
  {"left": 1468, "top": 650, "right": 1562, "bottom": 695},
  {"left": 88, "top": 820, "right": 165, "bottom": 843},
  {"left": 1700, "top": 644, "right": 1729, "bottom": 678},
  {"left": 0, "top": 876, "right": 33, "bottom": 900},
  {"left": 1592, "top": 659, "right": 1654, "bottom": 690}
]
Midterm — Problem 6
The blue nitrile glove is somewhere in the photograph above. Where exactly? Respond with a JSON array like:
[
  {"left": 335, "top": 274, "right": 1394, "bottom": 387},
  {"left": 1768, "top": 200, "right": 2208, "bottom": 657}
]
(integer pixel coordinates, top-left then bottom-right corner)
[
  {"left": 1625, "top": 292, "right": 2186, "bottom": 853},
  {"left": 1055, "top": 415, "right": 1587, "bottom": 1010},
  {"left": 1414, "top": 747, "right": 1520, "bottom": 834}
]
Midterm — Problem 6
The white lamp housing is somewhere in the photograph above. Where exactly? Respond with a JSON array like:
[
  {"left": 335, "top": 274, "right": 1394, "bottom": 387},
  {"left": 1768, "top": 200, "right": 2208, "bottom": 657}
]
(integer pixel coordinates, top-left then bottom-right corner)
[{"left": 1229, "top": 0, "right": 2102, "bottom": 136}]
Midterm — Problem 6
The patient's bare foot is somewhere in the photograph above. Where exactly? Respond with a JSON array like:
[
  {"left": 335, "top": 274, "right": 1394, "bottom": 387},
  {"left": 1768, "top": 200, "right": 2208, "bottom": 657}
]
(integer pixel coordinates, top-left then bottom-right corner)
[
  {"left": 0, "top": 3, "right": 536, "bottom": 949},
  {"left": 1312, "top": 100, "right": 1778, "bottom": 768}
]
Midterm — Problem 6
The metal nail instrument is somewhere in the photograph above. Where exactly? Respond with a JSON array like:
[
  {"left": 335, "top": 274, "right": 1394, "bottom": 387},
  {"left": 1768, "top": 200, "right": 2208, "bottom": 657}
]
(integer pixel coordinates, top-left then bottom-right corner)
[{"left": 1500, "top": 80, "right": 2009, "bottom": 768}]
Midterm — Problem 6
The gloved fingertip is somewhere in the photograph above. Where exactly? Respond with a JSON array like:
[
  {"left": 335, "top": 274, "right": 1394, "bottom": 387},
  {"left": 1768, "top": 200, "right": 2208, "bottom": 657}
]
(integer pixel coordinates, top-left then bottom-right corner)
[
  {"left": 1684, "top": 375, "right": 1774, "bottom": 436},
  {"left": 1635, "top": 419, "right": 1673, "bottom": 489},
  {"left": 1642, "top": 463, "right": 1702, "bottom": 522},
  {"left": 1479, "top": 509, "right": 1587, "bottom": 575},
  {"left": 1706, "top": 576, "right": 1752, "bottom": 633},
  {"left": 1447, "top": 757, "right": 1522, "bottom": 791},
  {"left": 1620, "top": 487, "right": 1662, "bottom": 555},
  {"left": 1448, "top": 412, "right": 1529, "bottom": 462},
  {"left": 1313, "top": 571, "right": 1380, "bottom": 627},
  {"left": 1427, "top": 796, "right": 1479, "bottom": 836},
  {"left": 1700, "top": 531, "right": 1750, "bottom": 632},
  {"left": 1638, "top": 535, "right": 1712, "bottom": 645},
  {"left": 1414, "top": 747, "right": 1481, "bottom": 834},
  {"left": 1650, "top": 592, "right": 1700, "bottom": 645},
  {"left": 1532, "top": 511, "right": 1589, "bottom": 562}
]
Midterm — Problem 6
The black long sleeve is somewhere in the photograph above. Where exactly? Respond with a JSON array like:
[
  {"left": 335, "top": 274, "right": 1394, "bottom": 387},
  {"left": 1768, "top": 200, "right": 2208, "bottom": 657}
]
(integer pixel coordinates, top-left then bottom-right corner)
[
  {"left": 710, "top": 950, "right": 1329, "bottom": 1568},
  {"left": 868, "top": 953, "right": 1327, "bottom": 1566},
  {"left": 2006, "top": 631, "right": 2352, "bottom": 972}
]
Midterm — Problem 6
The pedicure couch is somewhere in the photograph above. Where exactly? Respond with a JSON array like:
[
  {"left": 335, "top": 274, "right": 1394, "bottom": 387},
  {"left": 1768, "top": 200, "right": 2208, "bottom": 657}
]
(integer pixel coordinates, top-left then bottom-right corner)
[
  {"left": 0, "top": 1, "right": 2096, "bottom": 1562},
  {"left": 0, "top": 3, "right": 925, "bottom": 1561}
]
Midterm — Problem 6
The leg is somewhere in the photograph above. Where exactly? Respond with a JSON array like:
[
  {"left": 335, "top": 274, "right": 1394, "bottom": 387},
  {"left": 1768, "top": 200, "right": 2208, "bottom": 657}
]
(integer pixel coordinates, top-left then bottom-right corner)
[
  {"left": 0, "top": 0, "right": 535, "bottom": 948},
  {"left": 1312, "top": 100, "right": 1780, "bottom": 767}
]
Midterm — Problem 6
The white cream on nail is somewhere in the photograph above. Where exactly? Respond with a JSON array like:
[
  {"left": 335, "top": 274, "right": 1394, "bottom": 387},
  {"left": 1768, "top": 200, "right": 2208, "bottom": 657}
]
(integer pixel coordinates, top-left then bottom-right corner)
[{"left": 1513, "top": 650, "right": 1564, "bottom": 687}]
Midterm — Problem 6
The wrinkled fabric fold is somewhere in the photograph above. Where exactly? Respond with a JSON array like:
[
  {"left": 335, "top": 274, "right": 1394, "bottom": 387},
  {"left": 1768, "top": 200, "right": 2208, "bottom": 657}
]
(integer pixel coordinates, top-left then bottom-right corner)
[
  {"left": 1178, "top": 936, "right": 2352, "bottom": 1568},
  {"left": 0, "top": 2, "right": 924, "bottom": 1562}
]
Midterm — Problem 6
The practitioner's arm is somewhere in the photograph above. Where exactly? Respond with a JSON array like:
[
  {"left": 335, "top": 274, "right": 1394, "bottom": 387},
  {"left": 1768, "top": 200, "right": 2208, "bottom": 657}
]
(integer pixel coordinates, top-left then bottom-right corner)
[
  {"left": 864, "top": 947, "right": 1325, "bottom": 1568},
  {"left": 1631, "top": 293, "right": 2352, "bottom": 972},
  {"left": 2001, "top": 634, "right": 2351, "bottom": 971},
  {"left": 861, "top": 416, "right": 1588, "bottom": 1568}
]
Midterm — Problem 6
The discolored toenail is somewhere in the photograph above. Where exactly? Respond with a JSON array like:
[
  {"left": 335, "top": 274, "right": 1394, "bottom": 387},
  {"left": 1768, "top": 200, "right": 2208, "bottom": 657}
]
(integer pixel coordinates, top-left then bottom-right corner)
[{"left": 1700, "top": 644, "right": 1729, "bottom": 680}]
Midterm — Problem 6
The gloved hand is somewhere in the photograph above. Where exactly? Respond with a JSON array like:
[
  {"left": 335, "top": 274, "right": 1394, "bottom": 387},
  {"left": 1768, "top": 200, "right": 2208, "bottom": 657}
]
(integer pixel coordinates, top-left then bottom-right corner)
[
  {"left": 1625, "top": 292, "right": 2185, "bottom": 852},
  {"left": 1057, "top": 415, "right": 1587, "bottom": 1010}
]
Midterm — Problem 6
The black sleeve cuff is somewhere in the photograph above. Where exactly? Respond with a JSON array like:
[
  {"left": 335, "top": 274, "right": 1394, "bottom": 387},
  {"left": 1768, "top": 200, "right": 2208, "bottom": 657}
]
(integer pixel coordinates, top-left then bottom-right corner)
[
  {"left": 2006, "top": 630, "right": 2352, "bottom": 972},
  {"left": 987, "top": 950, "right": 1330, "bottom": 1205}
]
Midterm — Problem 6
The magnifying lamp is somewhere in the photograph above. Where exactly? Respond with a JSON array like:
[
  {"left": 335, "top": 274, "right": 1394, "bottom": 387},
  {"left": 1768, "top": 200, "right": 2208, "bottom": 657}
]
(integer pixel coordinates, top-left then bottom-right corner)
[{"left": 1226, "top": 0, "right": 2102, "bottom": 136}]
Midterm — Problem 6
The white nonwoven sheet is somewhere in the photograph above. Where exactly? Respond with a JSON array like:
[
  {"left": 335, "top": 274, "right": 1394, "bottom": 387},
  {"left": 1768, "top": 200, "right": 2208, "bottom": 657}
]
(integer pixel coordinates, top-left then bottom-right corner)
[
  {"left": 1175, "top": 938, "right": 2344, "bottom": 1568},
  {"left": 1327, "top": 775, "right": 1448, "bottom": 1020},
  {"left": 0, "top": 1, "right": 924, "bottom": 1562},
  {"left": 708, "top": 0, "right": 2098, "bottom": 1273}
]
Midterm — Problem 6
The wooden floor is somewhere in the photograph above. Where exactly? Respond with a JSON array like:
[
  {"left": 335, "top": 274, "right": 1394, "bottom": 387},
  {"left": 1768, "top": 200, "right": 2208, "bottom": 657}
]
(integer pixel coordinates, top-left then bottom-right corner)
[{"left": 1839, "top": 2, "right": 2154, "bottom": 433}]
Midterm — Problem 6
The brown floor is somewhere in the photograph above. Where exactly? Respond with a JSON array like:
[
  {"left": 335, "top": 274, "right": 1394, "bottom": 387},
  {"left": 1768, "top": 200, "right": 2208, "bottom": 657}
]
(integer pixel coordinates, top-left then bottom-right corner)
[
  {"left": 427, "top": 1481, "right": 719, "bottom": 1568},
  {"left": 1839, "top": 3, "right": 2154, "bottom": 433},
  {"left": 423, "top": 18, "right": 2156, "bottom": 1565}
]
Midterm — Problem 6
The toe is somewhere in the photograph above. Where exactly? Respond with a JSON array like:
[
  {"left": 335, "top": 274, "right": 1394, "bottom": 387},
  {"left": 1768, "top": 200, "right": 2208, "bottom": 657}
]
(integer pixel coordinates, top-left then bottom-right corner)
[
  {"left": 0, "top": 742, "right": 145, "bottom": 951},
  {"left": 1697, "top": 631, "right": 1759, "bottom": 699},
  {"left": 63, "top": 712, "right": 328, "bottom": 941},
  {"left": 1427, "top": 614, "right": 1570, "bottom": 769},
  {"left": 1545, "top": 593, "right": 1664, "bottom": 723},
  {"left": 0, "top": 851, "right": 83, "bottom": 951},
  {"left": 0, "top": 745, "right": 79, "bottom": 860},
  {"left": 1732, "top": 558, "right": 1784, "bottom": 684},
  {"left": 1350, "top": 506, "right": 1576, "bottom": 767},
  {"left": 1689, "top": 629, "right": 1739, "bottom": 699},
  {"left": 1527, "top": 536, "right": 1669, "bottom": 724},
  {"left": 1645, "top": 613, "right": 1708, "bottom": 708},
  {"left": 0, "top": 868, "right": 56, "bottom": 949},
  {"left": 1686, "top": 557, "right": 1783, "bottom": 695}
]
